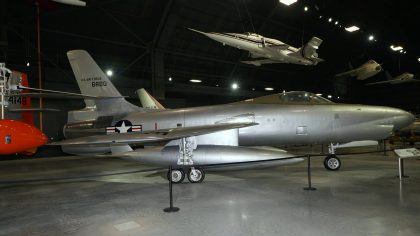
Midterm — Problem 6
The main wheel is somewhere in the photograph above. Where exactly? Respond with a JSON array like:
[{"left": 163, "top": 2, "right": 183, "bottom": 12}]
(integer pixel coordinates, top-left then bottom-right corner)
[
  {"left": 167, "top": 169, "right": 185, "bottom": 183},
  {"left": 187, "top": 168, "right": 205, "bottom": 183},
  {"left": 324, "top": 154, "right": 341, "bottom": 171}
]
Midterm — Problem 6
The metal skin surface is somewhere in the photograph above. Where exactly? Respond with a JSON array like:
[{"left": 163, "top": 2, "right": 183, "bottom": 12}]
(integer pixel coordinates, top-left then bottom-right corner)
[
  {"left": 60, "top": 50, "right": 414, "bottom": 171},
  {"left": 120, "top": 145, "right": 304, "bottom": 169},
  {"left": 121, "top": 103, "right": 412, "bottom": 146},
  {"left": 0, "top": 119, "right": 48, "bottom": 155},
  {"left": 335, "top": 60, "right": 382, "bottom": 80}
]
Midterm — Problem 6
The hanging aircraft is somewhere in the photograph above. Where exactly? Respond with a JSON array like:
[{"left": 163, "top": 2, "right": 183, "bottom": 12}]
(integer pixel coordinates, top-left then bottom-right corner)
[
  {"left": 42, "top": 50, "right": 414, "bottom": 184},
  {"left": 335, "top": 60, "right": 382, "bottom": 80},
  {"left": 50, "top": 0, "right": 86, "bottom": 7},
  {"left": 188, "top": 28, "right": 324, "bottom": 66},
  {"left": 366, "top": 72, "right": 418, "bottom": 86}
]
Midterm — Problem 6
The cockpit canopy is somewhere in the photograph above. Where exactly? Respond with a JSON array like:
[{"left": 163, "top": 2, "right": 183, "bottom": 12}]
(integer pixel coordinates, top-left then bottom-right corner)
[
  {"left": 240, "top": 91, "right": 334, "bottom": 104},
  {"left": 244, "top": 32, "right": 262, "bottom": 38}
]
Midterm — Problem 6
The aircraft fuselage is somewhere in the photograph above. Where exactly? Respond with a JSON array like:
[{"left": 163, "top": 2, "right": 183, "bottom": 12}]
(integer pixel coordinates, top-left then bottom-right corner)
[
  {"left": 120, "top": 103, "right": 413, "bottom": 146},
  {"left": 204, "top": 32, "right": 315, "bottom": 65}
]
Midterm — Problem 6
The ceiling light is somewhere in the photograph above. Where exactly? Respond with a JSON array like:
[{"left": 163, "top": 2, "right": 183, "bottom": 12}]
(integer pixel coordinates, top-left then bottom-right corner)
[
  {"left": 232, "top": 83, "right": 239, "bottom": 90},
  {"left": 368, "top": 35, "right": 374, "bottom": 41},
  {"left": 319, "top": 15, "right": 322, "bottom": 19},
  {"left": 335, "top": 21, "right": 338, "bottom": 25},
  {"left": 304, "top": 6, "right": 308, "bottom": 11},
  {"left": 345, "top": 26, "right": 360, "bottom": 32},
  {"left": 168, "top": 77, "right": 172, "bottom": 81},
  {"left": 316, "top": 93, "right": 322, "bottom": 96},
  {"left": 265, "top": 87, "right": 274, "bottom": 91},
  {"left": 252, "top": 88, "right": 255, "bottom": 91},
  {"left": 337, "top": 96, "right": 340, "bottom": 99},
  {"left": 279, "top": 0, "right": 297, "bottom": 6},
  {"left": 189, "top": 79, "right": 202, "bottom": 83},
  {"left": 26, "top": 62, "right": 30, "bottom": 67},
  {"left": 106, "top": 70, "right": 113, "bottom": 77},
  {"left": 216, "top": 84, "right": 219, "bottom": 87},
  {"left": 418, "top": 57, "right": 420, "bottom": 62},
  {"left": 390, "top": 45, "right": 403, "bottom": 51},
  {"left": 328, "top": 18, "right": 332, "bottom": 22},
  {"left": 327, "top": 95, "right": 332, "bottom": 99}
]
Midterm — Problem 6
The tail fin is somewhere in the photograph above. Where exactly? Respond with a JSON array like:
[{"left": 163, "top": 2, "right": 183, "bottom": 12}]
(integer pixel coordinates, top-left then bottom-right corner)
[
  {"left": 5, "top": 71, "right": 34, "bottom": 125},
  {"left": 385, "top": 71, "right": 393, "bottom": 81},
  {"left": 295, "top": 37, "right": 323, "bottom": 64},
  {"left": 66, "top": 50, "right": 140, "bottom": 116},
  {"left": 136, "top": 88, "right": 165, "bottom": 109}
]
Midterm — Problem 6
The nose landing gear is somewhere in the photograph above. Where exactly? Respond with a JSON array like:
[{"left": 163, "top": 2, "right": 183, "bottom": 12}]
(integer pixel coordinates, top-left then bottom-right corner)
[{"left": 323, "top": 143, "right": 342, "bottom": 171}]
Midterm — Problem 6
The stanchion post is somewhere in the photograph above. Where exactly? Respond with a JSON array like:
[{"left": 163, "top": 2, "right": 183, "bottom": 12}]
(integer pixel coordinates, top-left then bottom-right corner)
[
  {"left": 304, "top": 155, "right": 316, "bottom": 191},
  {"left": 398, "top": 158, "right": 409, "bottom": 180},
  {"left": 164, "top": 165, "right": 179, "bottom": 213}
]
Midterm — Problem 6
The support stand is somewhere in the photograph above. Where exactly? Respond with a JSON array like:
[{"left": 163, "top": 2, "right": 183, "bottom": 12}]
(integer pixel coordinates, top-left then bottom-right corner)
[
  {"left": 304, "top": 155, "right": 316, "bottom": 191},
  {"left": 164, "top": 165, "right": 179, "bottom": 213},
  {"left": 398, "top": 158, "right": 409, "bottom": 180}
]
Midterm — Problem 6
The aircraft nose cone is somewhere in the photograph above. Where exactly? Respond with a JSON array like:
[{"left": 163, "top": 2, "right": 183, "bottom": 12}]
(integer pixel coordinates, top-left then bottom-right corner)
[
  {"left": 392, "top": 109, "right": 415, "bottom": 131},
  {"left": 39, "top": 132, "right": 49, "bottom": 146}
]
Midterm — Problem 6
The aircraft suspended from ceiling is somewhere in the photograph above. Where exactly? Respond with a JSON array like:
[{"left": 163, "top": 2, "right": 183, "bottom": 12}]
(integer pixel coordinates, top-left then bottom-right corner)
[{"left": 189, "top": 28, "right": 324, "bottom": 66}]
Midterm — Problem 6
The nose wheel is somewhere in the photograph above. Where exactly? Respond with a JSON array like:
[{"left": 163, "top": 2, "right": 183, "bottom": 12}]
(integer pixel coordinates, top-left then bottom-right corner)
[{"left": 324, "top": 154, "right": 341, "bottom": 171}]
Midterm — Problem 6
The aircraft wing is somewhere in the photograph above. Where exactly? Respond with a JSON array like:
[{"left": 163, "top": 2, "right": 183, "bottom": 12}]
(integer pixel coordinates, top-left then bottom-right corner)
[
  {"left": 241, "top": 59, "right": 277, "bottom": 66},
  {"left": 335, "top": 68, "right": 360, "bottom": 78},
  {"left": 267, "top": 44, "right": 289, "bottom": 50},
  {"left": 50, "top": 122, "right": 258, "bottom": 146}
]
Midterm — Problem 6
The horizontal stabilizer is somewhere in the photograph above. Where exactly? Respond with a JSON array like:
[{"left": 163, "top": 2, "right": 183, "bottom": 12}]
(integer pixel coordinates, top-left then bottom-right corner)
[
  {"left": 16, "top": 86, "right": 123, "bottom": 99},
  {"left": 50, "top": 122, "right": 258, "bottom": 146}
]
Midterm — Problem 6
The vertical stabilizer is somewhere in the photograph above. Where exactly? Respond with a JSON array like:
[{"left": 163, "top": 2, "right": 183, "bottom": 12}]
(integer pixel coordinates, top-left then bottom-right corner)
[
  {"left": 136, "top": 88, "right": 165, "bottom": 109},
  {"left": 66, "top": 50, "right": 140, "bottom": 116}
]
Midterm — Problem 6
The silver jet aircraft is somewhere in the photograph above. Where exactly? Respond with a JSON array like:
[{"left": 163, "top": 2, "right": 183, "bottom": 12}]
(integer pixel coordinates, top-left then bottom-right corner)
[
  {"left": 335, "top": 60, "right": 382, "bottom": 80},
  {"left": 367, "top": 72, "right": 418, "bottom": 86},
  {"left": 52, "top": 50, "right": 414, "bottom": 183},
  {"left": 189, "top": 28, "right": 324, "bottom": 66}
]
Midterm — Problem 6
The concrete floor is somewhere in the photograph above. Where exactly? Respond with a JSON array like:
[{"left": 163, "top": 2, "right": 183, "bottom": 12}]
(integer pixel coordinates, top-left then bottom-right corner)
[{"left": 0, "top": 150, "right": 419, "bottom": 236}]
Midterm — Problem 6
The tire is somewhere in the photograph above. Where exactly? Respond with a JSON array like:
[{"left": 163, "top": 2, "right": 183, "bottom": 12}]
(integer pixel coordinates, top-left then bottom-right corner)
[
  {"left": 167, "top": 169, "right": 185, "bottom": 183},
  {"left": 324, "top": 154, "right": 341, "bottom": 171},
  {"left": 187, "top": 168, "right": 205, "bottom": 183}
]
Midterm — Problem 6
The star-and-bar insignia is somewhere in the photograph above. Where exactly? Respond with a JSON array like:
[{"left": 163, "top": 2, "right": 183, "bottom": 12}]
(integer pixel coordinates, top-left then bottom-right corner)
[{"left": 106, "top": 120, "right": 142, "bottom": 134}]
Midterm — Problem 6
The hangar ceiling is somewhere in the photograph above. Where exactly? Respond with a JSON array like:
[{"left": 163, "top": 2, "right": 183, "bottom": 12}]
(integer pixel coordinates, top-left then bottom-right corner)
[{"left": 1, "top": 0, "right": 419, "bottom": 110}]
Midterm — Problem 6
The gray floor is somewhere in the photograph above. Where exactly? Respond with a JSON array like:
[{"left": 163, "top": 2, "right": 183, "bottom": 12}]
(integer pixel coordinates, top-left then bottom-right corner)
[{"left": 0, "top": 149, "right": 419, "bottom": 236}]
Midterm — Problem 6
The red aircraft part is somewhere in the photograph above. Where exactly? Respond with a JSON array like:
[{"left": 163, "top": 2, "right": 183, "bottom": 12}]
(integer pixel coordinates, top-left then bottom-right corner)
[{"left": 0, "top": 119, "right": 48, "bottom": 155}]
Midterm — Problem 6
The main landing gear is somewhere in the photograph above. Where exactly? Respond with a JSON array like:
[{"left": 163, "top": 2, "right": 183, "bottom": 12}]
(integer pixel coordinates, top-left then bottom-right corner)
[
  {"left": 167, "top": 167, "right": 205, "bottom": 183},
  {"left": 323, "top": 143, "right": 342, "bottom": 171}
]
